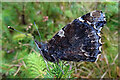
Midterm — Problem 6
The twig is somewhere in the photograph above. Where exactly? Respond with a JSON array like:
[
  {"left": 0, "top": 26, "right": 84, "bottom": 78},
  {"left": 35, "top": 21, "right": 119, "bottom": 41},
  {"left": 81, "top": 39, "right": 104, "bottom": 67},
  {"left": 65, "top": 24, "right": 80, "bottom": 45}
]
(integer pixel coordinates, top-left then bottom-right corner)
[
  {"left": 12, "top": 58, "right": 24, "bottom": 63},
  {"left": 74, "top": 62, "right": 77, "bottom": 74},
  {"left": 100, "top": 69, "right": 108, "bottom": 79},
  {"left": 103, "top": 53, "right": 108, "bottom": 65},
  {"left": 81, "top": 66, "right": 90, "bottom": 72},
  {"left": 87, "top": 70, "right": 93, "bottom": 78},
  {"left": 94, "top": 62, "right": 103, "bottom": 74},
  {"left": 13, "top": 63, "right": 22, "bottom": 76},
  {"left": 103, "top": 53, "right": 111, "bottom": 77},
  {"left": 32, "top": 48, "right": 40, "bottom": 56},
  {"left": 22, "top": 60, "right": 27, "bottom": 68},
  {"left": 111, "top": 53, "right": 118, "bottom": 65}
]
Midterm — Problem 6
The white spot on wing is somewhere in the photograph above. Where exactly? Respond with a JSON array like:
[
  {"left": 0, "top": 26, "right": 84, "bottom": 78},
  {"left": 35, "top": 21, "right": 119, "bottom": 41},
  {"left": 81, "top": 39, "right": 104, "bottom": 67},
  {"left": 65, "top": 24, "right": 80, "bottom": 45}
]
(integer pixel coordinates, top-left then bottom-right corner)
[
  {"left": 99, "top": 46, "right": 102, "bottom": 51},
  {"left": 99, "top": 27, "right": 102, "bottom": 31},
  {"left": 90, "top": 10, "right": 97, "bottom": 17},
  {"left": 88, "top": 34, "right": 92, "bottom": 38},
  {"left": 99, "top": 38, "right": 102, "bottom": 44},
  {"left": 90, "top": 12, "right": 93, "bottom": 17},
  {"left": 87, "top": 21, "right": 92, "bottom": 25},
  {"left": 91, "top": 40, "right": 95, "bottom": 43},
  {"left": 78, "top": 17, "right": 84, "bottom": 22},
  {"left": 104, "top": 18, "right": 106, "bottom": 21},
  {"left": 103, "top": 13, "right": 105, "bottom": 17},
  {"left": 93, "top": 25, "right": 96, "bottom": 29},
  {"left": 58, "top": 29, "right": 65, "bottom": 37},
  {"left": 81, "top": 49, "right": 85, "bottom": 52},
  {"left": 80, "top": 44, "right": 85, "bottom": 52},
  {"left": 84, "top": 53, "right": 89, "bottom": 57},
  {"left": 97, "top": 32, "right": 101, "bottom": 37}
]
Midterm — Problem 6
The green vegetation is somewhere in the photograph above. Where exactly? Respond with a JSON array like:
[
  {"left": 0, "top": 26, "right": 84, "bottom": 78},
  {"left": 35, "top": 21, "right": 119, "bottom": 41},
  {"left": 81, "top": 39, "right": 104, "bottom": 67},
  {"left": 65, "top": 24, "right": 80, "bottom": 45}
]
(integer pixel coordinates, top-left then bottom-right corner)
[{"left": 1, "top": 2, "right": 119, "bottom": 78}]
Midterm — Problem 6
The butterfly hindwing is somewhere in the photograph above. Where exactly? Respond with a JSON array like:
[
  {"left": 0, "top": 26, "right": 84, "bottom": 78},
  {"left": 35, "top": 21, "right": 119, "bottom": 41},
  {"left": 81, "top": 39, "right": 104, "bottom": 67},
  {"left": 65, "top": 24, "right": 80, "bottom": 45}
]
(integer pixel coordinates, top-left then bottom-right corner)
[{"left": 36, "top": 10, "right": 106, "bottom": 62}]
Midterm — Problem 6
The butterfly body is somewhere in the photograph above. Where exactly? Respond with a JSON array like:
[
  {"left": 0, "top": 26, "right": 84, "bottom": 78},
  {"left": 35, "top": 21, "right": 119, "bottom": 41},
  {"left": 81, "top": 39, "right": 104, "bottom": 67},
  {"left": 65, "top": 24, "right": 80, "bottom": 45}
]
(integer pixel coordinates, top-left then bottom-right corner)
[{"left": 35, "top": 10, "right": 106, "bottom": 63}]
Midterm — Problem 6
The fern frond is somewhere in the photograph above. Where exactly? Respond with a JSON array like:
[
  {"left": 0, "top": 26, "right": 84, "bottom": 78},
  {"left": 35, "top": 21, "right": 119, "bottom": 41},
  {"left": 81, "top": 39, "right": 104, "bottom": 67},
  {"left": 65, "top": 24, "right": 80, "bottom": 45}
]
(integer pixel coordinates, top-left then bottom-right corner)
[{"left": 25, "top": 53, "right": 46, "bottom": 78}]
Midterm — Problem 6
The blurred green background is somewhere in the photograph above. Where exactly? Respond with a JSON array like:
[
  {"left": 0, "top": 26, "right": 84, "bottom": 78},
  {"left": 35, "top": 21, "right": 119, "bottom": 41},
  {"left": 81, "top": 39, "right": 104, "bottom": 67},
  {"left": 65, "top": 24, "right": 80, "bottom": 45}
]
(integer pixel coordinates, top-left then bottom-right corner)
[{"left": 1, "top": 2, "right": 119, "bottom": 78}]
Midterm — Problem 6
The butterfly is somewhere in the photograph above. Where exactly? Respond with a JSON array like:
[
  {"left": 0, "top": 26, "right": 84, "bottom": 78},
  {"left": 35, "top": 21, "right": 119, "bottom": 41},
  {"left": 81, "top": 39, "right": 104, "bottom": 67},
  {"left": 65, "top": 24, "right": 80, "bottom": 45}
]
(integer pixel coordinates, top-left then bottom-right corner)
[{"left": 34, "top": 10, "right": 106, "bottom": 63}]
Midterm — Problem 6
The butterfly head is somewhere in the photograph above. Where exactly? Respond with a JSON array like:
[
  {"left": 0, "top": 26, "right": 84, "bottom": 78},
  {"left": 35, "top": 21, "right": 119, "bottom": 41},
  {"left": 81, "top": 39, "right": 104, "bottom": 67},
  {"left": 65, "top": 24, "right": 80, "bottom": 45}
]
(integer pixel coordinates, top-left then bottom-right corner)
[
  {"left": 34, "top": 40, "right": 56, "bottom": 62},
  {"left": 34, "top": 40, "right": 48, "bottom": 52}
]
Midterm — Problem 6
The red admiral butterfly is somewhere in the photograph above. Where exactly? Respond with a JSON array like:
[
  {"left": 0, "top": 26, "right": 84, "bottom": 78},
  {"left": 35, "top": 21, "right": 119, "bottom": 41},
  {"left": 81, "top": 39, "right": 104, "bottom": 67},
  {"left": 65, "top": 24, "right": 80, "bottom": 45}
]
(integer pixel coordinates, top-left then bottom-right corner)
[{"left": 35, "top": 10, "right": 106, "bottom": 63}]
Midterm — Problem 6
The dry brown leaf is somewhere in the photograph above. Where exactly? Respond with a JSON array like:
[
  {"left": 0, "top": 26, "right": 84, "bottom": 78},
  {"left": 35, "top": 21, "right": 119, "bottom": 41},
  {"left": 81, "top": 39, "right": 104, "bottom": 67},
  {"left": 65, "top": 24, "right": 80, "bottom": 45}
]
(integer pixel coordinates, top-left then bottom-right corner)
[
  {"left": 116, "top": 66, "right": 120, "bottom": 77},
  {"left": 73, "top": 73, "right": 90, "bottom": 78},
  {"left": 80, "top": 75, "right": 88, "bottom": 78},
  {"left": 73, "top": 73, "right": 80, "bottom": 78}
]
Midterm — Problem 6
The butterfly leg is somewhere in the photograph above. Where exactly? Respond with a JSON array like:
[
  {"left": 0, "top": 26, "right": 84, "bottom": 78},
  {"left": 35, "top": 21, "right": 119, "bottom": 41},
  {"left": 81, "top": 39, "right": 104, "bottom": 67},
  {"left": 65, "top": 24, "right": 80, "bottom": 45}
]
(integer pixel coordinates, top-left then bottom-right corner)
[
  {"left": 51, "top": 54, "right": 64, "bottom": 74},
  {"left": 40, "top": 52, "right": 53, "bottom": 70},
  {"left": 44, "top": 59, "right": 50, "bottom": 71},
  {"left": 38, "top": 50, "right": 51, "bottom": 71}
]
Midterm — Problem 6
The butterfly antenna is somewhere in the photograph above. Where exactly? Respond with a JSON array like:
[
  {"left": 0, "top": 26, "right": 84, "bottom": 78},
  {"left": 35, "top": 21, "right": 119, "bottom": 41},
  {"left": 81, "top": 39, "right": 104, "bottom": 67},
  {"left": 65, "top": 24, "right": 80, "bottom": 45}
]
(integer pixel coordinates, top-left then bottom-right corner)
[
  {"left": 34, "top": 22, "right": 42, "bottom": 42},
  {"left": 8, "top": 25, "right": 51, "bottom": 71},
  {"left": 33, "top": 23, "right": 52, "bottom": 71},
  {"left": 8, "top": 26, "right": 34, "bottom": 39}
]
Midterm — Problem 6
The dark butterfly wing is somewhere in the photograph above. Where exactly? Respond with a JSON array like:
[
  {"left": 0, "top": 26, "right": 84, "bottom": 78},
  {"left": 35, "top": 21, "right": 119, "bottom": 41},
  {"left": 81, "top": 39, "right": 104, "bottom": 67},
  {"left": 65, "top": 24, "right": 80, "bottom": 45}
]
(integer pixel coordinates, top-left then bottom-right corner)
[{"left": 47, "top": 10, "right": 106, "bottom": 62}]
